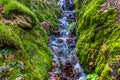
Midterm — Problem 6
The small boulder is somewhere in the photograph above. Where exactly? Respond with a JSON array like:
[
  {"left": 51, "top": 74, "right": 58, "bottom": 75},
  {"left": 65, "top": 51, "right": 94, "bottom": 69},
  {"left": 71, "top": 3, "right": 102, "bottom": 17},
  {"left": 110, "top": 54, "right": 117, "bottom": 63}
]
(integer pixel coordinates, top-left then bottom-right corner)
[{"left": 40, "top": 21, "right": 51, "bottom": 35}]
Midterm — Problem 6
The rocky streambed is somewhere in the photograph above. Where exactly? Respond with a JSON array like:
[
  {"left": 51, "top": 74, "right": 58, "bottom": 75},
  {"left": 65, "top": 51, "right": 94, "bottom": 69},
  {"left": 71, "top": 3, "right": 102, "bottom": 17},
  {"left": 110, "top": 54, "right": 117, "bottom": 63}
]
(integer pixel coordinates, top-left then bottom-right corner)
[{"left": 48, "top": 0, "right": 85, "bottom": 80}]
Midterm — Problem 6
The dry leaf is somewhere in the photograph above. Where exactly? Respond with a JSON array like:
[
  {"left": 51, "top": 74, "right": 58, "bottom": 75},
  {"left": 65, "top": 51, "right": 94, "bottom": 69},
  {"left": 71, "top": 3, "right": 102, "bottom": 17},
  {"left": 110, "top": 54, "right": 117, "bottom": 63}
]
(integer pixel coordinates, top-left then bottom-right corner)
[
  {"left": 9, "top": 67, "right": 14, "bottom": 72},
  {"left": 20, "top": 61, "right": 24, "bottom": 69},
  {"left": 5, "top": 54, "right": 15, "bottom": 60}
]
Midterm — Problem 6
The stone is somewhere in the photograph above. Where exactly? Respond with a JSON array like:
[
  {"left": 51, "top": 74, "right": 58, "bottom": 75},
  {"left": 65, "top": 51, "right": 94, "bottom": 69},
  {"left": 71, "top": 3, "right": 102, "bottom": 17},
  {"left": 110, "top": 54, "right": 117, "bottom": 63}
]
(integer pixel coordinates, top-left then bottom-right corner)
[
  {"left": 40, "top": 21, "right": 52, "bottom": 35},
  {"left": 69, "top": 44, "right": 75, "bottom": 49},
  {"left": 52, "top": 61, "right": 57, "bottom": 68},
  {"left": 57, "top": 39, "right": 64, "bottom": 43},
  {"left": 69, "top": 25, "right": 76, "bottom": 37},
  {"left": 12, "top": 14, "right": 33, "bottom": 29},
  {"left": 66, "top": 38, "right": 72, "bottom": 44},
  {"left": 54, "top": 30, "right": 60, "bottom": 37}
]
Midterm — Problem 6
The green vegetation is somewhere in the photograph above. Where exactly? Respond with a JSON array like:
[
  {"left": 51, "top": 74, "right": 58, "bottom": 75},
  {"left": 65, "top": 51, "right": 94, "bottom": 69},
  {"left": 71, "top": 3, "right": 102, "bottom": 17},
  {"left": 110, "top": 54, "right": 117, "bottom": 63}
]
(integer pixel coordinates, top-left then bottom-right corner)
[
  {"left": 76, "top": 0, "right": 120, "bottom": 79},
  {"left": 67, "top": 22, "right": 75, "bottom": 31},
  {"left": 1, "top": 0, "right": 120, "bottom": 79},
  {"left": 0, "top": 0, "right": 59, "bottom": 79},
  {"left": 86, "top": 73, "right": 98, "bottom": 80}
]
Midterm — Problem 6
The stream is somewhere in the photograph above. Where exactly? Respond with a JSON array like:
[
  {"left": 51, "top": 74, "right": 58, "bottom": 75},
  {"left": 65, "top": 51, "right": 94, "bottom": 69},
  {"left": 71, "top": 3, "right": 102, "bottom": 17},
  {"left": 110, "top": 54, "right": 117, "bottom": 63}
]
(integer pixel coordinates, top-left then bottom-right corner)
[{"left": 48, "top": 0, "right": 86, "bottom": 80}]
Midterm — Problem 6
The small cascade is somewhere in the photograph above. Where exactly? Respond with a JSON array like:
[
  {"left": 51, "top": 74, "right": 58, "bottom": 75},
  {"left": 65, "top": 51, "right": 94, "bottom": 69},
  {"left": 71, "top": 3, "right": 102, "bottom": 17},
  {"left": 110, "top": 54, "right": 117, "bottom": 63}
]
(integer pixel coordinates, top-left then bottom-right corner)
[{"left": 48, "top": 0, "right": 86, "bottom": 80}]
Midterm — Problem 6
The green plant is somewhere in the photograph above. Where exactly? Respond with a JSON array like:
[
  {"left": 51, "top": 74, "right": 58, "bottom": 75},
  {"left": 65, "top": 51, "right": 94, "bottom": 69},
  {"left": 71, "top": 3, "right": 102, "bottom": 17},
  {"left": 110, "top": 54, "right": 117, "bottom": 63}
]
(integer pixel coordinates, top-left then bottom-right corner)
[
  {"left": 67, "top": 22, "right": 75, "bottom": 31},
  {"left": 86, "top": 74, "right": 98, "bottom": 80}
]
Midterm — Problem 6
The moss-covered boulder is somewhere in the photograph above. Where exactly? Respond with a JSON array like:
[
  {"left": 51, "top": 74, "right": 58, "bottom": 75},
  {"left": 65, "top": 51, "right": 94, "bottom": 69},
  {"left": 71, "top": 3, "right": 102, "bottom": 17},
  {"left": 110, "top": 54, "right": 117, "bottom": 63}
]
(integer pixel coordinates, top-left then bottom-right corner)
[
  {"left": 0, "top": 0, "right": 59, "bottom": 79},
  {"left": 76, "top": 0, "right": 120, "bottom": 79}
]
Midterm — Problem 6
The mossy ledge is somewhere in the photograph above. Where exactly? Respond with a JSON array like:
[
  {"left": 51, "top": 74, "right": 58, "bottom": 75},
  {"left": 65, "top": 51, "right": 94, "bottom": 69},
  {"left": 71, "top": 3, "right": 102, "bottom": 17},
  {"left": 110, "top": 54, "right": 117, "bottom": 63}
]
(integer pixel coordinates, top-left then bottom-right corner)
[
  {"left": 0, "top": 0, "right": 59, "bottom": 79},
  {"left": 76, "top": 0, "right": 120, "bottom": 79}
]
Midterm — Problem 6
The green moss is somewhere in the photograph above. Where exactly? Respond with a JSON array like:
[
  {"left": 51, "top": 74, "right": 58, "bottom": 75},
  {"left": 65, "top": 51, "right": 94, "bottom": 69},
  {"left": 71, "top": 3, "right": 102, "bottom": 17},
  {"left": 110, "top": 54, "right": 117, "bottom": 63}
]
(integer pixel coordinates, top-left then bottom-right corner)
[
  {"left": 0, "top": 0, "right": 59, "bottom": 79},
  {"left": 23, "top": 50, "right": 51, "bottom": 80},
  {"left": 118, "top": 68, "right": 120, "bottom": 75},
  {"left": 106, "top": 24, "right": 120, "bottom": 57},
  {"left": 99, "top": 64, "right": 112, "bottom": 80},
  {"left": 76, "top": 0, "right": 120, "bottom": 79},
  {"left": 95, "top": 52, "right": 106, "bottom": 74},
  {"left": 0, "top": 0, "right": 38, "bottom": 25},
  {"left": 0, "top": 22, "right": 51, "bottom": 79},
  {"left": 0, "top": 22, "right": 24, "bottom": 51}
]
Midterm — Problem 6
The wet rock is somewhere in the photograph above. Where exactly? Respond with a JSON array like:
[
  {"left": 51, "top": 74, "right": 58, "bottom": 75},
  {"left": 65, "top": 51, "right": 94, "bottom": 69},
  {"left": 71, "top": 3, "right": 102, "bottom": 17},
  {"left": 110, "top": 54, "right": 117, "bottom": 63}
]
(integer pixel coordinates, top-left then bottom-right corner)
[
  {"left": 48, "top": 72, "right": 61, "bottom": 80},
  {"left": 49, "top": 76, "right": 60, "bottom": 80},
  {"left": 67, "top": 14, "right": 75, "bottom": 21},
  {"left": 48, "top": 38, "right": 52, "bottom": 43},
  {"left": 52, "top": 60, "right": 57, "bottom": 68},
  {"left": 65, "top": 0, "right": 75, "bottom": 10},
  {"left": 60, "top": 76, "right": 68, "bottom": 80},
  {"left": 57, "top": 50, "right": 63, "bottom": 56},
  {"left": 48, "top": 77, "right": 56, "bottom": 80},
  {"left": 69, "top": 44, "right": 75, "bottom": 49},
  {"left": 61, "top": 62, "right": 65, "bottom": 66},
  {"left": 54, "top": 30, "right": 60, "bottom": 37},
  {"left": 64, "top": 61, "right": 73, "bottom": 76},
  {"left": 70, "top": 15, "right": 75, "bottom": 19},
  {"left": 69, "top": 25, "right": 76, "bottom": 37},
  {"left": 66, "top": 38, "right": 72, "bottom": 44},
  {"left": 51, "top": 69, "right": 56, "bottom": 72},
  {"left": 57, "top": 39, "right": 64, "bottom": 43},
  {"left": 74, "top": 63, "right": 81, "bottom": 74}
]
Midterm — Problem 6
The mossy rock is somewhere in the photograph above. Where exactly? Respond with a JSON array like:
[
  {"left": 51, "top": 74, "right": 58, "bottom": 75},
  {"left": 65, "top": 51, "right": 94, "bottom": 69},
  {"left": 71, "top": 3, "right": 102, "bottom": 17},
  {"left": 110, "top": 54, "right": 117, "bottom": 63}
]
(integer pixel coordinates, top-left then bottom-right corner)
[
  {"left": 0, "top": 0, "right": 59, "bottom": 79},
  {"left": 76, "top": 0, "right": 120, "bottom": 79}
]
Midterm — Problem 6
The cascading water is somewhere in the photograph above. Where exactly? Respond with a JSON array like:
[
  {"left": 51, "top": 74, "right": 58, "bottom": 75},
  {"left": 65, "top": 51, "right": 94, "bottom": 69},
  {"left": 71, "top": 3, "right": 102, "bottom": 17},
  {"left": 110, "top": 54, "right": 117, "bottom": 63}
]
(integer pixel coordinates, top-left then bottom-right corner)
[{"left": 48, "top": 0, "right": 86, "bottom": 80}]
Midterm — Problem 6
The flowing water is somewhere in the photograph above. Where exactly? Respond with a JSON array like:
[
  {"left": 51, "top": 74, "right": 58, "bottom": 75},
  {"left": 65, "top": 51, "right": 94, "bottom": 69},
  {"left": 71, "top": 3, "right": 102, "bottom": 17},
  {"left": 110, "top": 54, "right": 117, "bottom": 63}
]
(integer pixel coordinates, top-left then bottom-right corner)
[{"left": 48, "top": 0, "right": 86, "bottom": 80}]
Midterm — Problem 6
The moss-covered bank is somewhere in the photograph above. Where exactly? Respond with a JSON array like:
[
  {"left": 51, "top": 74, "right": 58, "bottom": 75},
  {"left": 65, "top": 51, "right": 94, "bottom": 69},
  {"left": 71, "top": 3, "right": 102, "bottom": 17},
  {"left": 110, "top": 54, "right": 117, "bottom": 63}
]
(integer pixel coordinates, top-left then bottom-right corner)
[
  {"left": 76, "top": 0, "right": 120, "bottom": 79},
  {"left": 0, "top": 0, "right": 59, "bottom": 79}
]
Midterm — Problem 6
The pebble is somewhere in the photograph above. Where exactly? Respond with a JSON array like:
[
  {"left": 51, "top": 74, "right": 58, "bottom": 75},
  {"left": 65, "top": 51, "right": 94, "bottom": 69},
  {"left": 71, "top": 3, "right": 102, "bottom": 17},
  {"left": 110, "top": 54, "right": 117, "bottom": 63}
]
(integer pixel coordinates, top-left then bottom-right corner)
[{"left": 52, "top": 61, "right": 57, "bottom": 68}]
